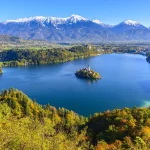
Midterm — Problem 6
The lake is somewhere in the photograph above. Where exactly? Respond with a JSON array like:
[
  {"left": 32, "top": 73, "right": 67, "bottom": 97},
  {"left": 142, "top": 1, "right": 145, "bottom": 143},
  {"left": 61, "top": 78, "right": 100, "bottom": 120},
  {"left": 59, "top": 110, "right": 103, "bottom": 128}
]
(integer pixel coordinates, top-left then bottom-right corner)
[{"left": 0, "top": 53, "right": 150, "bottom": 116}]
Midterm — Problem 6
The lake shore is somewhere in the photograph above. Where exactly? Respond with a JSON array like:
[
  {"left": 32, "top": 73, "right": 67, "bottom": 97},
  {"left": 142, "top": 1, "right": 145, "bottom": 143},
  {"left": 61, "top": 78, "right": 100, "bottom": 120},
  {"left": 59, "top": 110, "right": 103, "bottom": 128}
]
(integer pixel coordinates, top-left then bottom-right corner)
[{"left": 0, "top": 53, "right": 150, "bottom": 116}]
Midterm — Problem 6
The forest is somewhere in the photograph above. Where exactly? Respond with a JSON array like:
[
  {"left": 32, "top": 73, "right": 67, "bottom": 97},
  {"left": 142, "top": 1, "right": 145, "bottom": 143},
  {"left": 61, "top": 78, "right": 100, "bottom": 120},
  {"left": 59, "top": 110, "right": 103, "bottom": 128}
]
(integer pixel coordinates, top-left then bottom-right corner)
[
  {"left": 0, "top": 44, "right": 149, "bottom": 67},
  {"left": 0, "top": 45, "right": 103, "bottom": 67},
  {"left": 0, "top": 88, "right": 150, "bottom": 150}
]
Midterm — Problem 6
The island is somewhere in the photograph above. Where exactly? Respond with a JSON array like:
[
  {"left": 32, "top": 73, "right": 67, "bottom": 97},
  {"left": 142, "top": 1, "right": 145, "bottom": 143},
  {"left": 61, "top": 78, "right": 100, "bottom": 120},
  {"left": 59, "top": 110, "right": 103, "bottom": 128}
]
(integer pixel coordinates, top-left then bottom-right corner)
[
  {"left": 75, "top": 65, "right": 101, "bottom": 79},
  {"left": 0, "top": 68, "right": 2, "bottom": 74}
]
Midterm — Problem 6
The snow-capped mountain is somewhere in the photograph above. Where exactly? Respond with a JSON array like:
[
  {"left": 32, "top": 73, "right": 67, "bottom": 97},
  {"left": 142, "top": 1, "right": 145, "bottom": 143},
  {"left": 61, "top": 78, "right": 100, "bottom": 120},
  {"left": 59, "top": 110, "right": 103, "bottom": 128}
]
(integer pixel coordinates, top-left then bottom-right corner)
[
  {"left": 92, "top": 19, "right": 114, "bottom": 28},
  {"left": 2, "top": 15, "right": 88, "bottom": 25},
  {"left": 112, "top": 20, "right": 147, "bottom": 32},
  {"left": 92, "top": 19, "right": 103, "bottom": 25},
  {"left": 123, "top": 20, "right": 140, "bottom": 26},
  {"left": 0, "top": 15, "right": 150, "bottom": 42}
]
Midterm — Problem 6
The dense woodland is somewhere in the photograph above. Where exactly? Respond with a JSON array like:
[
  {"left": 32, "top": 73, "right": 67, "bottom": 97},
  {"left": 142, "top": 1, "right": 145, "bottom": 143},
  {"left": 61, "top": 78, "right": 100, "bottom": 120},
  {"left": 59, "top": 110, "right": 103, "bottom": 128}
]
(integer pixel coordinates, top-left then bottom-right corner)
[{"left": 0, "top": 88, "right": 150, "bottom": 149}]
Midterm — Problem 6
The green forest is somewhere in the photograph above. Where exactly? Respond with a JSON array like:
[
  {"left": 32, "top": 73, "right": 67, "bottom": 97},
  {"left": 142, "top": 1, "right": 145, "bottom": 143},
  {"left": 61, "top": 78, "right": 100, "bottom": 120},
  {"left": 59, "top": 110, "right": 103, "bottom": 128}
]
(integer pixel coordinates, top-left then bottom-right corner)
[
  {"left": 0, "top": 45, "right": 102, "bottom": 67},
  {"left": 1, "top": 44, "right": 148, "bottom": 67},
  {"left": 0, "top": 88, "right": 150, "bottom": 150}
]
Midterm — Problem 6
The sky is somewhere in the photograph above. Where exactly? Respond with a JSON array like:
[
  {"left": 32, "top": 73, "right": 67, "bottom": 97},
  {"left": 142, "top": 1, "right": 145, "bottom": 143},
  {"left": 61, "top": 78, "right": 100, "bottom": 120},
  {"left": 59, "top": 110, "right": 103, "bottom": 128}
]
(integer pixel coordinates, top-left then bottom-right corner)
[{"left": 0, "top": 0, "right": 150, "bottom": 26}]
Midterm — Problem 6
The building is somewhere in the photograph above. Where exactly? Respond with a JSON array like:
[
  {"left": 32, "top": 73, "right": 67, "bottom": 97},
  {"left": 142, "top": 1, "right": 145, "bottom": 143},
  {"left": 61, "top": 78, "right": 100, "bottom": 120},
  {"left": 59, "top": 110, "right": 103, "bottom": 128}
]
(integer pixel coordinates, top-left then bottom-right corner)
[{"left": 87, "top": 65, "right": 90, "bottom": 71}]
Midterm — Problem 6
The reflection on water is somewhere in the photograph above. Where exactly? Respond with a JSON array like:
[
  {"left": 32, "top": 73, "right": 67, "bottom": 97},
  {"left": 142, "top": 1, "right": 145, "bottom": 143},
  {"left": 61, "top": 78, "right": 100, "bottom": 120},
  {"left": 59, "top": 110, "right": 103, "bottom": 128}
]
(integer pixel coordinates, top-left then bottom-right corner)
[{"left": 75, "top": 77, "right": 99, "bottom": 85}]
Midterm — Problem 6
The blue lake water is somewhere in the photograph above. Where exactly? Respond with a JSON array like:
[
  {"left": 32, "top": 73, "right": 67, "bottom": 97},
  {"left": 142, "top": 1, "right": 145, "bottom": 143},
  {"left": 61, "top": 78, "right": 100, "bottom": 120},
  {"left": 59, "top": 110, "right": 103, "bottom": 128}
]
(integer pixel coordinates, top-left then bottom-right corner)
[{"left": 0, "top": 53, "right": 150, "bottom": 116}]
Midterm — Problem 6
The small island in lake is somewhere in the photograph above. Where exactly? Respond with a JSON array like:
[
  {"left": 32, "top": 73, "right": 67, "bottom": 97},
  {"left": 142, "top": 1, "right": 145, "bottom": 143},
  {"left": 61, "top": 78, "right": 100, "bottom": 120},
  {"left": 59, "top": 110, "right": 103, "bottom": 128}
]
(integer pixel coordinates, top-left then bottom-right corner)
[
  {"left": 75, "top": 65, "right": 101, "bottom": 79},
  {"left": 0, "top": 68, "right": 2, "bottom": 74}
]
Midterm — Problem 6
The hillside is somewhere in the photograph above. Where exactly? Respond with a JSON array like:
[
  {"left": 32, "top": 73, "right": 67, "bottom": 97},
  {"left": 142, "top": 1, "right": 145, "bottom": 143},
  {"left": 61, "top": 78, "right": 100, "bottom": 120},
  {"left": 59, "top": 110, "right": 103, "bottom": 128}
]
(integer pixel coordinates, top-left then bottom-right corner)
[
  {"left": 0, "top": 35, "right": 20, "bottom": 42},
  {"left": 0, "top": 35, "right": 67, "bottom": 51},
  {"left": 0, "top": 88, "right": 150, "bottom": 149}
]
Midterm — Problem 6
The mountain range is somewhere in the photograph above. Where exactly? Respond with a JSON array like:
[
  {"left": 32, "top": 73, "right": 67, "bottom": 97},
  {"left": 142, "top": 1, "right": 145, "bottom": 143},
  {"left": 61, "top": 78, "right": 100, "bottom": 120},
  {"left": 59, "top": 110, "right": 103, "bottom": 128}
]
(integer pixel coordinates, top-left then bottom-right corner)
[{"left": 0, "top": 14, "right": 150, "bottom": 42}]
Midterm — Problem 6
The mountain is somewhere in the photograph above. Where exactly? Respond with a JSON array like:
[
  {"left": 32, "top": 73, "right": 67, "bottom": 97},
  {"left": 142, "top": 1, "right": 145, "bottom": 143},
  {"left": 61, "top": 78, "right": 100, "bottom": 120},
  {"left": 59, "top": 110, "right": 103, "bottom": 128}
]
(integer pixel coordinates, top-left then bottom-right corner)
[
  {"left": 112, "top": 20, "right": 147, "bottom": 32},
  {"left": 0, "top": 15, "right": 150, "bottom": 42},
  {"left": 2, "top": 15, "right": 88, "bottom": 25},
  {"left": 111, "top": 20, "right": 150, "bottom": 41}
]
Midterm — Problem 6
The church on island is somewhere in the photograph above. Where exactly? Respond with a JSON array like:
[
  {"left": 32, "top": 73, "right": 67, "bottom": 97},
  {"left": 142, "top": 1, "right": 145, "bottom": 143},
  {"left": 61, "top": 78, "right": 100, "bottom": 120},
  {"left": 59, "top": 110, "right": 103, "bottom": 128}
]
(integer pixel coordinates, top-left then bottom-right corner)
[
  {"left": 81, "top": 65, "right": 91, "bottom": 72},
  {"left": 75, "top": 65, "right": 100, "bottom": 79}
]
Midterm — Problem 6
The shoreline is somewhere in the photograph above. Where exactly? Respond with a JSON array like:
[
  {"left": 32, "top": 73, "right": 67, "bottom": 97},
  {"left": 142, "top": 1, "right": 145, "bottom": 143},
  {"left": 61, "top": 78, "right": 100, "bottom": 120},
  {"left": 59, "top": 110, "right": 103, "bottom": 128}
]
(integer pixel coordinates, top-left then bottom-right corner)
[{"left": 0, "top": 51, "right": 148, "bottom": 68}]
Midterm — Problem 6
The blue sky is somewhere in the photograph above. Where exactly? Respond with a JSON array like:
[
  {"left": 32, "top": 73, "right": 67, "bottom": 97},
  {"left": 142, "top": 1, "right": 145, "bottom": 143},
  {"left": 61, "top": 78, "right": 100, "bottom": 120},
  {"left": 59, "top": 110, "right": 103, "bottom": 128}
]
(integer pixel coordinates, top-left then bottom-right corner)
[{"left": 0, "top": 0, "right": 150, "bottom": 26}]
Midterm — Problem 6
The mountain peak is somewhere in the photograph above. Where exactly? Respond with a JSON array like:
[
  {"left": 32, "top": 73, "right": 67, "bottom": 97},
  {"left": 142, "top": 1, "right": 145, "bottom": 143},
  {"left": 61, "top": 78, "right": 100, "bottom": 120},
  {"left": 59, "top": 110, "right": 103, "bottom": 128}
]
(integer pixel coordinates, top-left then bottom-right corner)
[
  {"left": 68, "top": 14, "right": 87, "bottom": 23},
  {"left": 92, "top": 19, "right": 103, "bottom": 25},
  {"left": 70, "top": 14, "right": 86, "bottom": 19},
  {"left": 123, "top": 20, "right": 140, "bottom": 26}
]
